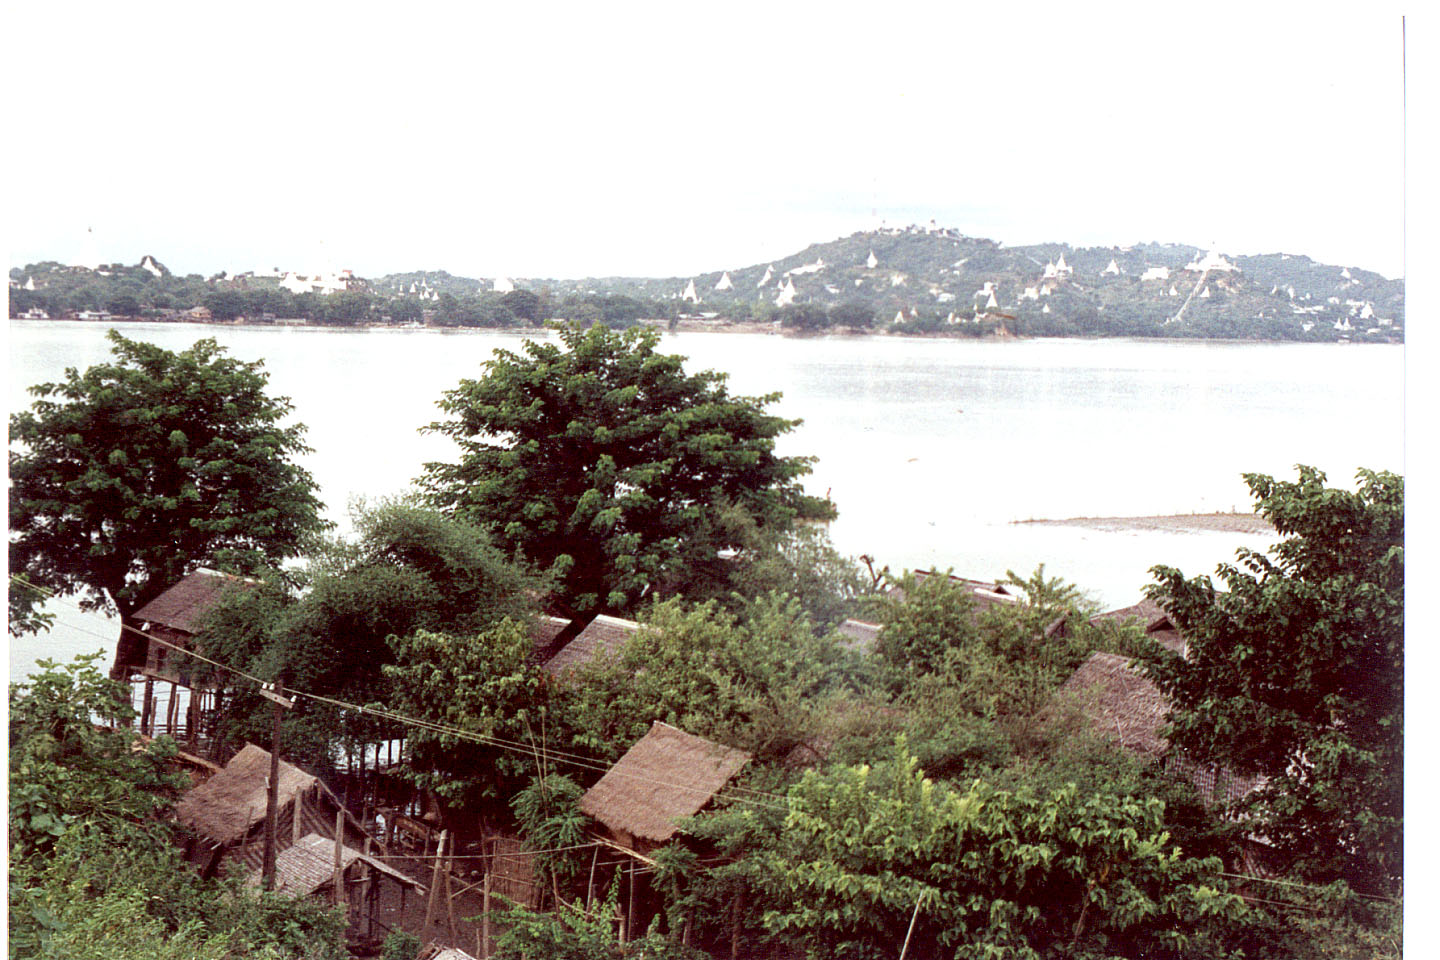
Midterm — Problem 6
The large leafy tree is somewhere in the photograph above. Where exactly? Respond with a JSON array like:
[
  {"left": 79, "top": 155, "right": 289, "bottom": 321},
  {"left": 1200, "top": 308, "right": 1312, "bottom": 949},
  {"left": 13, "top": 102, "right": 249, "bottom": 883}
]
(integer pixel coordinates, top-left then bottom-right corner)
[
  {"left": 420, "top": 322, "right": 833, "bottom": 614},
  {"left": 8, "top": 331, "right": 327, "bottom": 646},
  {"left": 1147, "top": 466, "right": 1403, "bottom": 894},
  {"left": 690, "top": 746, "right": 1250, "bottom": 960}
]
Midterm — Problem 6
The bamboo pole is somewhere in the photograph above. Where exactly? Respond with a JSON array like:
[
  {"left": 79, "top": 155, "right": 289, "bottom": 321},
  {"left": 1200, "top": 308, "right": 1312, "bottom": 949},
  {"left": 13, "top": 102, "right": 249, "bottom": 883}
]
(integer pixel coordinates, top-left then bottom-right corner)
[
  {"left": 140, "top": 677, "right": 154, "bottom": 736},
  {"left": 444, "top": 833, "right": 458, "bottom": 940},
  {"left": 333, "top": 809, "right": 345, "bottom": 909},
  {"left": 424, "top": 830, "right": 447, "bottom": 932},
  {"left": 482, "top": 870, "right": 492, "bottom": 959},
  {"left": 361, "top": 837, "right": 374, "bottom": 940},
  {"left": 898, "top": 897, "right": 923, "bottom": 960}
]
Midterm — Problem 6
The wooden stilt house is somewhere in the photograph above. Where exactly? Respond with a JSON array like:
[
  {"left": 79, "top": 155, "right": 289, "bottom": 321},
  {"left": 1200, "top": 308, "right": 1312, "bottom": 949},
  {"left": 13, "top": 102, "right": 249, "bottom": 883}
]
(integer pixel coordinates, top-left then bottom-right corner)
[
  {"left": 175, "top": 743, "right": 379, "bottom": 877},
  {"left": 111, "top": 568, "right": 261, "bottom": 741}
]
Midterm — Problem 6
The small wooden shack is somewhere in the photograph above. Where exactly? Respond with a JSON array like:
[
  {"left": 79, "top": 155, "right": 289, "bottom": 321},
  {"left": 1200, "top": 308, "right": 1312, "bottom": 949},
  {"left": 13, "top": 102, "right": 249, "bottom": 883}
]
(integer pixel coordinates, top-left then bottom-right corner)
[
  {"left": 887, "top": 570, "right": 1019, "bottom": 615},
  {"left": 175, "top": 743, "right": 376, "bottom": 876},
  {"left": 580, "top": 721, "right": 750, "bottom": 855}
]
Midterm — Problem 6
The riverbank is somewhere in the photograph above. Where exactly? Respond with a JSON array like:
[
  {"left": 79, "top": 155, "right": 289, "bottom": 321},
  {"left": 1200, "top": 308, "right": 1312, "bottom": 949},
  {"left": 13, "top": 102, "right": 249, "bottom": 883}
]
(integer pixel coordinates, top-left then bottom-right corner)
[{"left": 1013, "top": 513, "right": 1276, "bottom": 535}]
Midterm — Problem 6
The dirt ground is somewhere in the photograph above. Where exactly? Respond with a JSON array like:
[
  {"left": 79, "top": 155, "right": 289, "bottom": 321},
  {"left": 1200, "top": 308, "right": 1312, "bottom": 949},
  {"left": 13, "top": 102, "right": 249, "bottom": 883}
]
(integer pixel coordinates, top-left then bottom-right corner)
[{"left": 1013, "top": 512, "right": 1276, "bottom": 535}]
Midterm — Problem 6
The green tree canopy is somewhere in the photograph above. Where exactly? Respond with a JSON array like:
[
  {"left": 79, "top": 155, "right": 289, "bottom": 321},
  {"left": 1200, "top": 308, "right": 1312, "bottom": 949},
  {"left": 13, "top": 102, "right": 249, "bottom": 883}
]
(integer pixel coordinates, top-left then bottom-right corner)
[
  {"left": 8, "top": 331, "right": 327, "bottom": 640},
  {"left": 1147, "top": 466, "right": 1403, "bottom": 894},
  {"left": 420, "top": 323, "right": 833, "bottom": 614}
]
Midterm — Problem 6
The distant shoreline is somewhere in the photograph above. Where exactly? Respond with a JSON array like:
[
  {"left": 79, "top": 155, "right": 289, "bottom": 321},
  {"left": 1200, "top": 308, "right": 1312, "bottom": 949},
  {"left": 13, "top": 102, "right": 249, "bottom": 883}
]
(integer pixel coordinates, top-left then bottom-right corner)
[
  {"left": 1013, "top": 513, "right": 1276, "bottom": 535},
  {"left": 11, "top": 316, "right": 1389, "bottom": 346}
]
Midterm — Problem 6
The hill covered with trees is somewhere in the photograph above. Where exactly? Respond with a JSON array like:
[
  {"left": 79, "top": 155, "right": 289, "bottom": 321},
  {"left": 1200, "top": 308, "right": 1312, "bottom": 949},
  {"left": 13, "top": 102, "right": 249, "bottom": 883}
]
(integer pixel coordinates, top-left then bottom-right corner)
[{"left": 9, "top": 224, "right": 1404, "bottom": 342}]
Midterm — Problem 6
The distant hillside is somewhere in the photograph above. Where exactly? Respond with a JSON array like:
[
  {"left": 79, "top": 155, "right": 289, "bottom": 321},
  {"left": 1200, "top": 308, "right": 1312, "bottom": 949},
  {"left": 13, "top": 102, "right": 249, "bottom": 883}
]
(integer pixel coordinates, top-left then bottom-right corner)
[
  {"left": 11, "top": 226, "right": 1404, "bottom": 342},
  {"left": 507, "top": 226, "right": 1403, "bottom": 342}
]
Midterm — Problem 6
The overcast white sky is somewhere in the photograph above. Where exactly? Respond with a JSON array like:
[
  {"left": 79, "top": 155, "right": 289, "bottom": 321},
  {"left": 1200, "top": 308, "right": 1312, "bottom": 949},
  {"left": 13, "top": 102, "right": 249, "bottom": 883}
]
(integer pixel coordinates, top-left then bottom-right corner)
[{"left": 5, "top": 3, "right": 1411, "bottom": 280}]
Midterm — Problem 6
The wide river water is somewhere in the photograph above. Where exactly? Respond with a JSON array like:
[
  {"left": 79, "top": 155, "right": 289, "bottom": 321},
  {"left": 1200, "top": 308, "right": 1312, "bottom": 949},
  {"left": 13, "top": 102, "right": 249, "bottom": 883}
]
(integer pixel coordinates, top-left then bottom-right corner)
[{"left": 7, "top": 321, "right": 1406, "bottom": 682}]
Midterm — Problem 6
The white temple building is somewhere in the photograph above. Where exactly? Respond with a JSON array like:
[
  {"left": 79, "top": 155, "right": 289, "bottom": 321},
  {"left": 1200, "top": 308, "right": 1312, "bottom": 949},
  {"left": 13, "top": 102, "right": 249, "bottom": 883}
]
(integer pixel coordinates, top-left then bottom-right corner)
[
  {"left": 1055, "top": 253, "right": 1073, "bottom": 275},
  {"left": 714, "top": 272, "right": 733, "bottom": 291},
  {"left": 1103, "top": 259, "right": 1121, "bottom": 276},
  {"left": 682, "top": 279, "right": 700, "bottom": 302},
  {"left": 775, "top": 278, "right": 797, "bottom": 306},
  {"left": 757, "top": 265, "right": 774, "bottom": 288},
  {"left": 1184, "top": 249, "right": 1238, "bottom": 273},
  {"left": 1199, "top": 285, "right": 1211, "bottom": 298},
  {"left": 493, "top": 277, "right": 516, "bottom": 294},
  {"left": 1140, "top": 266, "right": 1170, "bottom": 281},
  {"left": 866, "top": 250, "right": 878, "bottom": 269}
]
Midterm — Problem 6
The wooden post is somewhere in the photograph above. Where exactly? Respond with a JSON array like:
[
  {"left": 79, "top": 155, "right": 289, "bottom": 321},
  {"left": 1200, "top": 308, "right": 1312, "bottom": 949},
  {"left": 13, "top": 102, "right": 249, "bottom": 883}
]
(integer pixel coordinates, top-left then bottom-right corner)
[
  {"left": 424, "top": 830, "right": 447, "bottom": 933},
  {"left": 361, "top": 837, "right": 374, "bottom": 939},
  {"left": 587, "top": 845, "right": 599, "bottom": 908},
  {"left": 262, "top": 675, "right": 286, "bottom": 891},
  {"left": 445, "top": 842, "right": 458, "bottom": 940},
  {"left": 167, "top": 682, "right": 179, "bottom": 736},
  {"left": 333, "top": 809, "right": 346, "bottom": 909},
  {"left": 731, "top": 890, "right": 742, "bottom": 960},
  {"left": 482, "top": 869, "right": 492, "bottom": 959},
  {"left": 628, "top": 859, "right": 637, "bottom": 943},
  {"left": 149, "top": 692, "right": 159, "bottom": 737},
  {"left": 139, "top": 677, "right": 154, "bottom": 736}
]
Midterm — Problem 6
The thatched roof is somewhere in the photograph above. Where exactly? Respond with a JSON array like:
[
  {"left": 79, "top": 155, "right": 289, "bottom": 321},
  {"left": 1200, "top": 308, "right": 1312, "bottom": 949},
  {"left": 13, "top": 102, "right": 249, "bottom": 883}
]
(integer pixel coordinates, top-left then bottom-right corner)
[
  {"left": 888, "top": 571, "right": 1019, "bottom": 614},
  {"left": 542, "top": 614, "right": 638, "bottom": 676},
  {"left": 174, "top": 743, "right": 318, "bottom": 845},
  {"left": 1045, "top": 598, "right": 1186, "bottom": 654},
  {"left": 421, "top": 948, "right": 479, "bottom": 960},
  {"left": 836, "top": 618, "right": 881, "bottom": 652},
  {"left": 134, "top": 569, "right": 260, "bottom": 635},
  {"left": 580, "top": 722, "right": 751, "bottom": 843},
  {"left": 1056, "top": 652, "right": 1170, "bottom": 759},
  {"left": 530, "top": 614, "right": 571, "bottom": 649},
  {"left": 250, "top": 833, "right": 420, "bottom": 896},
  {"left": 1091, "top": 598, "right": 1185, "bottom": 653}
]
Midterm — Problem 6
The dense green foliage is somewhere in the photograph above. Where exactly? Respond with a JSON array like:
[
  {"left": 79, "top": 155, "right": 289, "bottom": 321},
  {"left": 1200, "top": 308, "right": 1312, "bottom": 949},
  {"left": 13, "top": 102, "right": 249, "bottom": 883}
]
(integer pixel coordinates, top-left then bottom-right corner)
[
  {"left": 199, "top": 500, "right": 541, "bottom": 766},
  {"left": 8, "top": 331, "right": 327, "bottom": 633},
  {"left": 1148, "top": 467, "right": 1404, "bottom": 894},
  {"left": 700, "top": 746, "right": 1250, "bottom": 960},
  {"left": 421, "top": 322, "right": 833, "bottom": 614},
  {"left": 9, "top": 656, "right": 348, "bottom": 960}
]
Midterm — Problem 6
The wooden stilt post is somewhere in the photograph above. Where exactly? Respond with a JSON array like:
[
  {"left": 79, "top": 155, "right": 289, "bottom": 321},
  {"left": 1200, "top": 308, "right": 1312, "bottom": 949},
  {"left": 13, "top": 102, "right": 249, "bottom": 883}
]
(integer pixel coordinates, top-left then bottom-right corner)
[
  {"left": 166, "top": 683, "right": 178, "bottom": 736},
  {"left": 333, "top": 809, "right": 345, "bottom": 910},
  {"left": 424, "top": 830, "right": 447, "bottom": 933},
  {"left": 445, "top": 842, "right": 458, "bottom": 940},
  {"left": 140, "top": 677, "right": 155, "bottom": 736},
  {"left": 262, "top": 673, "right": 287, "bottom": 891},
  {"left": 482, "top": 870, "right": 492, "bottom": 959},
  {"left": 361, "top": 837, "right": 374, "bottom": 939},
  {"left": 731, "top": 891, "right": 742, "bottom": 960}
]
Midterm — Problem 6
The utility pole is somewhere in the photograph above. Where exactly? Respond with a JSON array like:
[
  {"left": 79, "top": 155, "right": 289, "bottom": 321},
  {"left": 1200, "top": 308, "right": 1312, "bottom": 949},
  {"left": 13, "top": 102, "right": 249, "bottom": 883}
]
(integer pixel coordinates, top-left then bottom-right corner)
[{"left": 260, "top": 672, "right": 294, "bottom": 891}]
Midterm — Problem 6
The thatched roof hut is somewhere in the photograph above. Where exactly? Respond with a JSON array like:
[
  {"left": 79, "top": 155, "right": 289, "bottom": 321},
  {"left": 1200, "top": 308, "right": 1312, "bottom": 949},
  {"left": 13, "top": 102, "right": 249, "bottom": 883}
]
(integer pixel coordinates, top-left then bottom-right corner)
[
  {"left": 1056, "top": 652, "right": 1171, "bottom": 759},
  {"left": 1055, "top": 653, "right": 1268, "bottom": 806},
  {"left": 134, "top": 569, "right": 260, "bottom": 634},
  {"left": 174, "top": 743, "right": 372, "bottom": 873},
  {"left": 249, "top": 832, "right": 420, "bottom": 897},
  {"left": 542, "top": 614, "right": 638, "bottom": 677},
  {"left": 580, "top": 722, "right": 750, "bottom": 849},
  {"left": 117, "top": 569, "right": 261, "bottom": 682}
]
